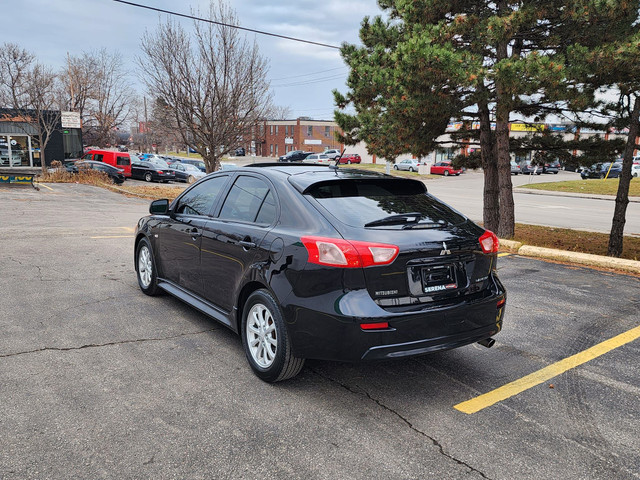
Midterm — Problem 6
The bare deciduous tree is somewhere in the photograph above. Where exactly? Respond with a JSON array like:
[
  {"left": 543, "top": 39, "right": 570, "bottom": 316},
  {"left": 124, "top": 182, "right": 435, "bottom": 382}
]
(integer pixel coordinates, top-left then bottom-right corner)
[
  {"left": 61, "top": 49, "right": 133, "bottom": 147},
  {"left": 0, "top": 43, "right": 61, "bottom": 174},
  {"left": 0, "top": 43, "right": 34, "bottom": 108},
  {"left": 268, "top": 105, "right": 293, "bottom": 120},
  {"left": 60, "top": 51, "right": 99, "bottom": 129},
  {"left": 25, "top": 64, "right": 62, "bottom": 173},
  {"left": 138, "top": 0, "right": 272, "bottom": 172}
]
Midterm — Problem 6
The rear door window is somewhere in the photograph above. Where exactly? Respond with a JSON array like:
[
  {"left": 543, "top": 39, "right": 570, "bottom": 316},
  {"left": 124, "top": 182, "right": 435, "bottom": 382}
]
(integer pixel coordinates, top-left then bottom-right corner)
[
  {"left": 93, "top": 154, "right": 104, "bottom": 162},
  {"left": 306, "top": 179, "right": 466, "bottom": 229},
  {"left": 219, "top": 176, "right": 274, "bottom": 224},
  {"left": 116, "top": 156, "right": 130, "bottom": 166}
]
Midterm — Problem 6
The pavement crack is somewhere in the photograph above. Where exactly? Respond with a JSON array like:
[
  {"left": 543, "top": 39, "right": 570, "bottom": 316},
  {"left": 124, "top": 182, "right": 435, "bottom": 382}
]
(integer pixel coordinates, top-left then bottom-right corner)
[
  {"left": 310, "top": 368, "right": 491, "bottom": 479},
  {"left": 0, "top": 328, "right": 218, "bottom": 359}
]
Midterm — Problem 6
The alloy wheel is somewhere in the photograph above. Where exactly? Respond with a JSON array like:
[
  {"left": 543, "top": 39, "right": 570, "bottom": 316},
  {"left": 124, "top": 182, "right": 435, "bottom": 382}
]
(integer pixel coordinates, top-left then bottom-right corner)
[
  {"left": 246, "top": 303, "right": 277, "bottom": 368},
  {"left": 138, "top": 245, "right": 153, "bottom": 288}
]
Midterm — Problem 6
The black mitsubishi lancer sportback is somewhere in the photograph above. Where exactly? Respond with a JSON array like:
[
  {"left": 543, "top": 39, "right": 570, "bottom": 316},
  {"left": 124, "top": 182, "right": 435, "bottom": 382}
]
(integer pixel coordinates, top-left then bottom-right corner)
[{"left": 134, "top": 164, "right": 506, "bottom": 382}]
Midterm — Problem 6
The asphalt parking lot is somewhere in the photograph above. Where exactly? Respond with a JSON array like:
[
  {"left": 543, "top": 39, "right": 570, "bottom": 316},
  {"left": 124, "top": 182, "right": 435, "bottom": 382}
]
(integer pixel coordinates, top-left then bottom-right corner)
[{"left": 1, "top": 183, "right": 638, "bottom": 479}]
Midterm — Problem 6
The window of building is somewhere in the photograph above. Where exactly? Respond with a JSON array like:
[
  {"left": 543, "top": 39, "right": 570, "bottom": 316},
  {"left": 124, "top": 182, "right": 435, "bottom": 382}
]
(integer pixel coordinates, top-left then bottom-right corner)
[
  {"left": 270, "top": 144, "right": 273, "bottom": 155},
  {"left": 307, "top": 126, "right": 313, "bottom": 136},
  {"left": 275, "top": 144, "right": 278, "bottom": 156},
  {"left": 285, "top": 125, "right": 288, "bottom": 136},
  {"left": 325, "top": 126, "right": 330, "bottom": 137},
  {"left": 270, "top": 125, "right": 273, "bottom": 135},
  {"left": 275, "top": 125, "right": 279, "bottom": 135},
  {"left": 435, "top": 148, "right": 455, "bottom": 163}
]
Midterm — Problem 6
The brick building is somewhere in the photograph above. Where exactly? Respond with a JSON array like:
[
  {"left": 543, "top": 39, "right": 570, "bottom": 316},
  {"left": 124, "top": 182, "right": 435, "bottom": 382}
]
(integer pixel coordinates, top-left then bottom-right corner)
[{"left": 248, "top": 118, "right": 343, "bottom": 158}]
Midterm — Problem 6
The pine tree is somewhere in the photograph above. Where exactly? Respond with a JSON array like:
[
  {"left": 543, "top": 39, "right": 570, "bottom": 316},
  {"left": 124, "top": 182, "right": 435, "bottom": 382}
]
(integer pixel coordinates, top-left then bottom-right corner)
[{"left": 334, "top": 1, "right": 638, "bottom": 238}]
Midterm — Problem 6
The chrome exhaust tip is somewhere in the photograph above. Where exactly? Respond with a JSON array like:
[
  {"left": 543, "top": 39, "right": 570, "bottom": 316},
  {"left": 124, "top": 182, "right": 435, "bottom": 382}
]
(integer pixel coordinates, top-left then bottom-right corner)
[{"left": 478, "top": 337, "right": 496, "bottom": 348}]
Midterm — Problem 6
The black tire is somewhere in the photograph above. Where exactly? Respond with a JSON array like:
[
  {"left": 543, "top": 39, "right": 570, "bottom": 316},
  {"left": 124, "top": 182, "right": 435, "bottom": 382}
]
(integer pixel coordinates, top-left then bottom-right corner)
[
  {"left": 444, "top": 170, "right": 449, "bottom": 176},
  {"left": 188, "top": 175, "right": 195, "bottom": 183},
  {"left": 599, "top": 173, "right": 605, "bottom": 179},
  {"left": 241, "top": 289, "right": 305, "bottom": 382},
  {"left": 347, "top": 160, "right": 352, "bottom": 164},
  {"left": 553, "top": 171, "right": 558, "bottom": 174},
  {"left": 393, "top": 165, "right": 398, "bottom": 170},
  {"left": 144, "top": 172, "right": 153, "bottom": 182},
  {"left": 135, "top": 237, "right": 160, "bottom": 296},
  {"left": 409, "top": 167, "right": 415, "bottom": 172}
]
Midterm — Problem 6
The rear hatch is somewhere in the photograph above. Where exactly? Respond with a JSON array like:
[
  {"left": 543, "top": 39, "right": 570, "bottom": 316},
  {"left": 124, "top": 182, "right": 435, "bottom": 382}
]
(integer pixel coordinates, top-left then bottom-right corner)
[{"left": 302, "top": 177, "right": 495, "bottom": 310}]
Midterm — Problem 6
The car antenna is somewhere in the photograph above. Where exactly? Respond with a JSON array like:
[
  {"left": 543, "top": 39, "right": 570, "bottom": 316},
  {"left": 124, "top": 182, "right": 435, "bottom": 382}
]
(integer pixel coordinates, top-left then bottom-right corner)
[{"left": 330, "top": 148, "right": 346, "bottom": 171}]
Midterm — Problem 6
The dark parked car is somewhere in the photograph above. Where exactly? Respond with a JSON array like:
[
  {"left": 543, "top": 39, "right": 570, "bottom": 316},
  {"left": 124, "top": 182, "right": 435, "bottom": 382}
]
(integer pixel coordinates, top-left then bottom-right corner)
[
  {"left": 65, "top": 160, "right": 125, "bottom": 184},
  {"left": 543, "top": 161, "right": 561, "bottom": 174},
  {"left": 519, "top": 160, "right": 543, "bottom": 175},
  {"left": 278, "top": 150, "right": 311, "bottom": 162},
  {"left": 180, "top": 158, "right": 207, "bottom": 172},
  {"left": 131, "top": 160, "right": 176, "bottom": 183},
  {"left": 581, "top": 162, "right": 623, "bottom": 179},
  {"left": 134, "top": 165, "right": 506, "bottom": 382},
  {"left": 169, "top": 162, "right": 206, "bottom": 183},
  {"left": 235, "top": 147, "right": 246, "bottom": 156}
]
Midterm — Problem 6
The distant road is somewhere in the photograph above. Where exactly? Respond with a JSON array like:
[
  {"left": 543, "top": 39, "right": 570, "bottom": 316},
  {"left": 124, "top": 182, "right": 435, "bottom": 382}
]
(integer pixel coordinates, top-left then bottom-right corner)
[{"left": 426, "top": 170, "right": 640, "bottom": 236}]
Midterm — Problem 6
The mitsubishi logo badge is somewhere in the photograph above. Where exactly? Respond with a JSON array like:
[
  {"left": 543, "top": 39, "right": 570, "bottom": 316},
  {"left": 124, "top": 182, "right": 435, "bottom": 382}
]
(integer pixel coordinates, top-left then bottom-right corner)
[{"left": 440, "top": 242, "right": 451, "bottom": 256}]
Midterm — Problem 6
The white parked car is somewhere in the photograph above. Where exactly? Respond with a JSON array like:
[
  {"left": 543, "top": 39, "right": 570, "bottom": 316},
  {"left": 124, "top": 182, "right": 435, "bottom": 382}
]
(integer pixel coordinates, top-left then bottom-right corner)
[
  {"left": 632, "top": 164, "right": 640, "bottom": 177},
  {"left": 0, "top": 149, "right": 22, "bottom": 167},
  {"left": 322, "top": 149, "right": 341, "bottom": 160},
  {"left": 303, "top": 153, "right": 331, "bottom": 165}
]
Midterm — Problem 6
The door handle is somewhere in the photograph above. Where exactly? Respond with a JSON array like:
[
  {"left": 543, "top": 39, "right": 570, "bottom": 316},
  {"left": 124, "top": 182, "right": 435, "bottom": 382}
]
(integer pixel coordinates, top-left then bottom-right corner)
[{"left": 239, "top": 240, "right": 256, "bottom": 249}]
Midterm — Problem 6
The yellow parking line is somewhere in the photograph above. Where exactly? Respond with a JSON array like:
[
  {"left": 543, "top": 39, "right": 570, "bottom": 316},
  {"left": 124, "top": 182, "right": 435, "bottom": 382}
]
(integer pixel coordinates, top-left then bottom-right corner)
[
  {"left": 90, "top": 235, "right": 135, "bottom": 239},
  {"left": 119, "top": 227, "right": 136, "bottom": 233},
  {"left": 497, "top": 252, "right": 511, "bottom": 257},
  {"left": 34, "top": 183, "right": 54, "bottom": 191},
  {"left": 454, "top": 324, "right": 640, "bottom": 414}
]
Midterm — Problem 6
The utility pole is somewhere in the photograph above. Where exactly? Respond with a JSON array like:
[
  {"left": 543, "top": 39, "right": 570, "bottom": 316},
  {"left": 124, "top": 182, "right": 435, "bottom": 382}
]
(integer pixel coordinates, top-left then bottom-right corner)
[
  {"left": 67, "top": 52, "right": 75, "bottom": 110},
  {"left": 144, "top": 96, "right": 148, "bottom": 153}
]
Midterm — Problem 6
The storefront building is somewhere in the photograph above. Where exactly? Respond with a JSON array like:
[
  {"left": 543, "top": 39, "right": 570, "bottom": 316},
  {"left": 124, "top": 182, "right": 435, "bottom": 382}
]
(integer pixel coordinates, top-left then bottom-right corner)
[{"left": 0, "top": 109, "right": 82, "bottom": 168}]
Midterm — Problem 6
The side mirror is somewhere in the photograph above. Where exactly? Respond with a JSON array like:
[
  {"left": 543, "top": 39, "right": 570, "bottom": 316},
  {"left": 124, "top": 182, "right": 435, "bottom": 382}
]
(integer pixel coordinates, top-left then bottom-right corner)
[{"left": 149, "top": 198, "right": 169, "bottom": 215}]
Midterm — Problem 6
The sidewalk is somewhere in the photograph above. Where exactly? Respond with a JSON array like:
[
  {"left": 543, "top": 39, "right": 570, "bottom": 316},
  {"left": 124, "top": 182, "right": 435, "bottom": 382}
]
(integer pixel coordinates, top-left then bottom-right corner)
[{"left": 514, "top": 187, "right": 640, "bottom": 203}]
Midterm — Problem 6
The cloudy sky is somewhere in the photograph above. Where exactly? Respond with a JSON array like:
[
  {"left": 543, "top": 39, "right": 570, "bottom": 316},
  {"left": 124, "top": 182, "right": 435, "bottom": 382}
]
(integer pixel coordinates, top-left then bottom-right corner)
[{"left": 4, "top": 0, "right": 382, "bottom": 120}]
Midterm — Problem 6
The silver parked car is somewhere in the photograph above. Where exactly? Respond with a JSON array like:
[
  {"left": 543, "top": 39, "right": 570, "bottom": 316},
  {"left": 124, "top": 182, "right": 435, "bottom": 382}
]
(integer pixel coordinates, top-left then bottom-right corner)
[
  {"left": 303, "top": 153, "right": 331, "bottom": 165},
  {"left": 322, "top": 149, "right": 341, "bottom": 160},
  {"left": 393, "top": 159, "right": 422, "bottom": 172}
]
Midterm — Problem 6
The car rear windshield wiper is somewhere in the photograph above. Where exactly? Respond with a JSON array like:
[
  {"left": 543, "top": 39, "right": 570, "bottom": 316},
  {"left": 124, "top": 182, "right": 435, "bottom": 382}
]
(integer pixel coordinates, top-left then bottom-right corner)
[{"left": 364, "top": 212, "right": 426, "bottom": 228}]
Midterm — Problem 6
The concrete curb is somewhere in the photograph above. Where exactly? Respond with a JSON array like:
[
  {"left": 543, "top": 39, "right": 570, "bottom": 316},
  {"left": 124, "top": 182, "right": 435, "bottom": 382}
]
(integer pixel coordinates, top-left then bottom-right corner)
[
  {"left": 513, "top": 187, "right": 640, "bottom": 203},
  {"left": 499, "top": 239, "right": 640, "bottom": 275}
]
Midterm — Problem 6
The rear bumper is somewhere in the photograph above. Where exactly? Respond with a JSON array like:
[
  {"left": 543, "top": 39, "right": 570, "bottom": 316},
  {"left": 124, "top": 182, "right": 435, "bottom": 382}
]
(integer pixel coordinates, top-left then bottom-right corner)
[{"left": 283, "top": 286, "right": 505, "bottom": 362}]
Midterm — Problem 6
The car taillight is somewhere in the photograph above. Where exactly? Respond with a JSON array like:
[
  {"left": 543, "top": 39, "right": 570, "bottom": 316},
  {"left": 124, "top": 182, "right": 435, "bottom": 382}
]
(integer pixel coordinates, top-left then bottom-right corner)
[
  {"left": 479, "top": 230, "right": 499, "bottom": 254},
  {"left": 301, "top": 236, "right": 399, "bottom": 268},
  {"left": 156, "top": 170, "right": 163, "bottom": 174}
]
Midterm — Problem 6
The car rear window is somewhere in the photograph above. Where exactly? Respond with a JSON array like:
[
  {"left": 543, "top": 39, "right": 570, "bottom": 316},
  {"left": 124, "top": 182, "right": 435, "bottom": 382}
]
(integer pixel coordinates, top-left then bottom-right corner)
[
  {"left": 306, "top": 179, "right": 466, "bottom": 228},
  {"left": 116, "top": 156, "right": 130, "bottom": 166}
]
